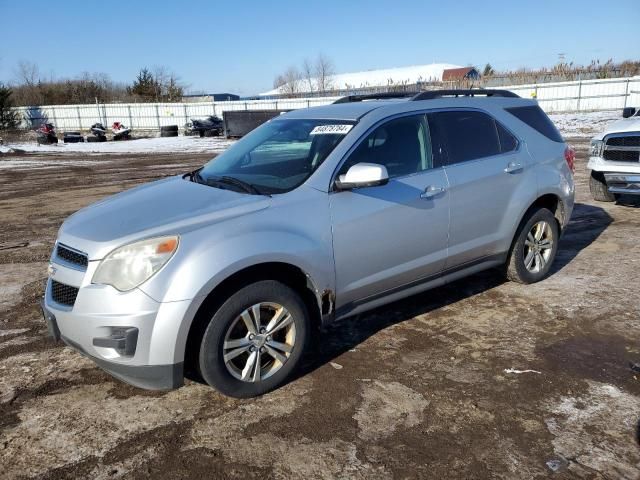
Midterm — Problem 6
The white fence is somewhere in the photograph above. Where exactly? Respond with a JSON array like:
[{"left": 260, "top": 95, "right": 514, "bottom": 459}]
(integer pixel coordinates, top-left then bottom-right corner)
[
  {"left": 15, "top": 97, "right": 341, "bottom": 132},
  {"left": 14, "top": 76, "right": 640, "bottom": 132},
  {"left": 504, "top": 76, "right": 640, "bottom": 112}
]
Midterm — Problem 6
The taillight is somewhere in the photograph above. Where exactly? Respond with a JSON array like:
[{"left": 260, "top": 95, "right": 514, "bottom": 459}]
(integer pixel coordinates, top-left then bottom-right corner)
[{"left": 564, "top": 145, "right": 576, "bottom": 174}]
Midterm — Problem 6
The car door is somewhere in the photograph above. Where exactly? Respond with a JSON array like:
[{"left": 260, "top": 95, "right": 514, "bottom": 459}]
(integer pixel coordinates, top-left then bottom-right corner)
[
  {"left": 428, "top": 109, "right": 530, "bottom": 268},
  {"left": 329, "top": 113, "right": 450, "bottom": 310}
]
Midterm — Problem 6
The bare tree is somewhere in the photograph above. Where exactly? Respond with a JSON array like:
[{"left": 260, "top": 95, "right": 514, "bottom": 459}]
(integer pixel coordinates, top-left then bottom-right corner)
[
  {"left": 165, "top": 72, "right": 184, "bottom": 101},
  {"left": 276, "top": 66, "right": 301, "bottom": 95},
  {"left": 147, "top": 66, "right": 185, "bottom": 102},
  {"left": 273, "top": 54, "right": 335, "bottom": 95},
  {"left": 314, "top": 54, "right": 335, "bottom": 93},
  {"left": 302, "top": 58, "right": 315, "bottom": 93},
  {"left": 273, "top": 74, "right": 287, "bottom": 90},
  {"left": 15, "top": 61, "right": 40, "bottom": 87},
  {"left": 152, "top": 65, "right": 170, "bottom": 101},
  {"left": 13, "top": 61, "right": 42, "bottom": 105}
]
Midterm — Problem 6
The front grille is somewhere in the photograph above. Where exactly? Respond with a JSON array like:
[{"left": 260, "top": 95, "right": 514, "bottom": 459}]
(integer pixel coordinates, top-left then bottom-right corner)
[
  {"left": 604, "top": 134, "right": 640, "bottom": 162},
  {"left": 606, "top": 136, "right": 640, "bottom": 147},
  {"left": 51, "top": 280, "right": 79, "bottom": 307},
  {"left": 604, "top": 150, "right": 640, "bottom": 162},
  {"left": 56, "top": 244, "right": 88, "bottom": 268}
]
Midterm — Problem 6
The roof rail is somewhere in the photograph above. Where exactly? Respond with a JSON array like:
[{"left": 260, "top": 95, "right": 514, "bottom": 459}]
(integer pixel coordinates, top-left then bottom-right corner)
[
  {"left": 411, "top": 89, "right": 519, "bottom": 101},
  {"left": 333, "top": 92, "right": 419, "bottom": 104}
]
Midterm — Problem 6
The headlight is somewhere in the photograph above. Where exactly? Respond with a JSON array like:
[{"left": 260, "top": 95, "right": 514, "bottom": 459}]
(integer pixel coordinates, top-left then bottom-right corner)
[
  {"left": 590, "top": 139, "right": 604, "bottom": 157},
  {"left": 92, "top": 236, "right": 179, "bottom": 291}
]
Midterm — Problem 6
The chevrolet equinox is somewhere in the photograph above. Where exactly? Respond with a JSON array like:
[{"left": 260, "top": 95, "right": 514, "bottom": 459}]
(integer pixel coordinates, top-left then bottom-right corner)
[{"left": 41, "top": 90, "right": 575, "bottom": 397}]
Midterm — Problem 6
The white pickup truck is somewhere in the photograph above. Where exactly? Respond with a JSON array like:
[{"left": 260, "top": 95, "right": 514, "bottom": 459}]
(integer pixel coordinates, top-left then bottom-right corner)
[{"left": 588, "top": 107, "right": 640, "bottom": 201}]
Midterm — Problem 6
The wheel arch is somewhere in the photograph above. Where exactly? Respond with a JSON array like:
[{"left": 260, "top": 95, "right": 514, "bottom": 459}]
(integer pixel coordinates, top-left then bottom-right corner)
[
  {"left": 530, "top": 193, "right": 566, "bottom": 229},
  {"left": 182, "top": 261, "right": 328, "bottom": 376},
  {"left": 507, "top": 192, "right": 566, "bottom": 258}
]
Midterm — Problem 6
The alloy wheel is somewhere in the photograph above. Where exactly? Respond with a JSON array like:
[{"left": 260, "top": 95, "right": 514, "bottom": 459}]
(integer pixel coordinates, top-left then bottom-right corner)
[
  {"left": 524, "top": 220, "right": 553, "bottom": 273},
  {"left": 222, "top": 302, "right": 296, "bottom": 382}
]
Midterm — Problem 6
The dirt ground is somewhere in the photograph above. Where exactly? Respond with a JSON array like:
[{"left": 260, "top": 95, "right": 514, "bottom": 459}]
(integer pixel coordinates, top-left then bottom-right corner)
[{"left": 0, "top": 141, "right": 638, "bottom": 479}]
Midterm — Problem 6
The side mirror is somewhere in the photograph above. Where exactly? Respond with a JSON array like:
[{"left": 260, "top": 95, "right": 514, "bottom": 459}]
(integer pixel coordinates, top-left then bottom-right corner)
[
  {"left": 335, "top": 163, "right": 389, "bottom": 190},
  {"left": 622, "top": 107, "right": 636, "bottom": 118}
]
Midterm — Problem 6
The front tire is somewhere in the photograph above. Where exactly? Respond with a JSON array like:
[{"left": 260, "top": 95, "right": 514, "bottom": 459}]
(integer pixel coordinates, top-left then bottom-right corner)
[
  {"left": 198, "top": 280, "right": 310, "bottom": 398},
  {"left": 505, "top": 208, "right": 559, "bottom": 284},
  {"left": 589, "top": 170, "right": 616, "bottom": 202}
]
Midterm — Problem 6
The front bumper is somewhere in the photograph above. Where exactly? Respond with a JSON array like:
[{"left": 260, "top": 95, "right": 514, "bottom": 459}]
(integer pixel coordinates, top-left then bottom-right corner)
[
  {"left": 588, "top": 156, "right": 640, "bottom": 195},
  {"left": 41, "top": 297, "right": 184, "bottom": 390},
  {"left": 42, "top": 249, "right": 196, "bottom": 390},
  {"left": 603, "top": 173, "right": 640, "bottom": 195}
]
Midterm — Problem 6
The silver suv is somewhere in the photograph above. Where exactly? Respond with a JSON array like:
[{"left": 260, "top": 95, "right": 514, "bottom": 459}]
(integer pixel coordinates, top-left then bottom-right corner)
[{"left": 41, "top": 90, "right": 575, "bottom": 397}]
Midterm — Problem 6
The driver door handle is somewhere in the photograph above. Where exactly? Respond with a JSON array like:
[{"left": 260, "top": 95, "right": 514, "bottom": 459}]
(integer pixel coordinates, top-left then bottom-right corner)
[
  {"left": 420, "top": 185, "right": 446, "bottom": 199},
  {"left": 504, "top": 162, "right": 523, "bottom": 174}
]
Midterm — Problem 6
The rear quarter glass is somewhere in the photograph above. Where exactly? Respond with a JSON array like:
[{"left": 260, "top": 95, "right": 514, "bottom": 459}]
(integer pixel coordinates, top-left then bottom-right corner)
[{"left": 505, "top": 105, "right": 564, "bottom": 143}]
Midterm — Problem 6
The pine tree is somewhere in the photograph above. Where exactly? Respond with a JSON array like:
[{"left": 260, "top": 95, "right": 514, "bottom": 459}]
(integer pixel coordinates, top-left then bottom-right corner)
[
  {"left": 0, "top": 84, "right": 20, "bottom": 130},
  {"left": 128, "top": 68, "right": 157, "bottom": 100},
  {"left": 482, "top": 63, "right": 495, "bottom": 77}
]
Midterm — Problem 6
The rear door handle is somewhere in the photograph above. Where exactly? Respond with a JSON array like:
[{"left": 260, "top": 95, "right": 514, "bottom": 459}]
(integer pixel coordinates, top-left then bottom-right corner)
[
  {"left": 420, "top": 185, "right": 446, "bottom": 199},
  {"left": 504, "top": 162, "right": 523, "bottom": 174}
]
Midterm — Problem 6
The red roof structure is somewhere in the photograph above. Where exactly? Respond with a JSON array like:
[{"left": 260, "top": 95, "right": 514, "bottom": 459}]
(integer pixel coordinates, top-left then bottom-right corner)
[{"left": 442, "top": 67, "right": 480, "bottom": 81}]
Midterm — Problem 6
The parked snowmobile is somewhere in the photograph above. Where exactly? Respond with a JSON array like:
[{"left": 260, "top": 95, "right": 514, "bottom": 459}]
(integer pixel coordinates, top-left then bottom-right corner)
[
  {"left": 111, "top": 121, "right": 132, "bottom": 140},
  {"left": 185, "top": 115, "right": 223, "bottom": 137},
  {"left": 88, "top": 123, "right": 108, "bottom": 142},
  {"left": 36, "top": 123, "right": 58, "bottom": 145}
]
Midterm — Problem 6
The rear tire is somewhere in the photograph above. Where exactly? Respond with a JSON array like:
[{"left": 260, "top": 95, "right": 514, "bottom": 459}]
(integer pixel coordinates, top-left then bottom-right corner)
[
  {"left": 505, "top": 208, "right": 559, "bottom": 284},
  {"left": 198, "top": 280, "right": 310, "bottom": 398},
  {"left": 589, "top": 170, "right": 616, "bottom": 202}
]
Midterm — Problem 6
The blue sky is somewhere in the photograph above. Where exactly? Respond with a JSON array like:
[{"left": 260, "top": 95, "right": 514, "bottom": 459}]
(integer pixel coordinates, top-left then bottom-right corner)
[{"left": 0, "top": 0, "right": 638, "bottom": 95}]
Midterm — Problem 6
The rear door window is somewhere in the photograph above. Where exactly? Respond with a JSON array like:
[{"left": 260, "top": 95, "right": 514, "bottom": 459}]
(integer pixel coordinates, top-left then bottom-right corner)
[
  {"left": 505, "top": 105, "right": 564, "bottom": 143},
  {"left": 428, "top": 110, "right": 501, "bottom": 164}
]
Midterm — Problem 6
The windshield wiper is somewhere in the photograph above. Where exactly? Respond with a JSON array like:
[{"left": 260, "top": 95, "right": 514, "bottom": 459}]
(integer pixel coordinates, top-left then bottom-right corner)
[
  {"left": 185, "top": 168, "right": 204, "bottom": 184},
  {"left": 186, "top": 169, "right": 268, "bottom": 196},
  {"left": 206, "top": 175, "right": 266, "bottom": 195}
]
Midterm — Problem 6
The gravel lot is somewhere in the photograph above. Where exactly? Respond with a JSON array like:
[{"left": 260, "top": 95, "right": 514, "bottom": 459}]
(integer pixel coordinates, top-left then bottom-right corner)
[{"left": 0, "top": 139, "right": 639, "bottom": 479}]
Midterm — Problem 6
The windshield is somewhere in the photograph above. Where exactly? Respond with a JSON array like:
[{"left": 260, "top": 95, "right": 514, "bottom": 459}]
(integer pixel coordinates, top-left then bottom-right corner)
[{"left": 198, "top": 118, "right": 355, "bottom": 194}]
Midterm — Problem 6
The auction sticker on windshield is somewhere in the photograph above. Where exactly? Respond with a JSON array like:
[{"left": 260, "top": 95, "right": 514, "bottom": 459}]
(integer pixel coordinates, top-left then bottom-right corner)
[{"left": 310, "top": 124, "right": 353, "bottom": 135}]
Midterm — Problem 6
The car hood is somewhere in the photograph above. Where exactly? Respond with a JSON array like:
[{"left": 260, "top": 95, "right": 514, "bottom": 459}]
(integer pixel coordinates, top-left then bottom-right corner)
[
  {"left": 596, "top": 116, "right": 640, "bottom": 139},
  {"left": 58, "top": 176, "right": 270, "bottom": 260}
]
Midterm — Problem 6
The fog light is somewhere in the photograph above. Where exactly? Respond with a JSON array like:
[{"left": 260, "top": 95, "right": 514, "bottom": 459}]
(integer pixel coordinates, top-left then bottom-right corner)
[{"left": 93, "top": 327, "right": 138, "bottom": 356}]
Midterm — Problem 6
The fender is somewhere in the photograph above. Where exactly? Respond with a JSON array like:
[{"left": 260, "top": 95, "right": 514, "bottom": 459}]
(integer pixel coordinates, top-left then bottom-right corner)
[{"left": 139, "top": 194, "right": 335, "bottom": 364}]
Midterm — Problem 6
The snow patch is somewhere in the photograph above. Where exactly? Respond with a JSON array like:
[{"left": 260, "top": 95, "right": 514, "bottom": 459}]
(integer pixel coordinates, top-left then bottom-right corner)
[
  {"left": 549, "top": 110, "right": 620, "bottom": 138},
  {"left": 0, "top": 136, "right": 235, "bottom": 155},
  {"left": 545, "top": 381, "right": 640, "bottom": 478}
]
